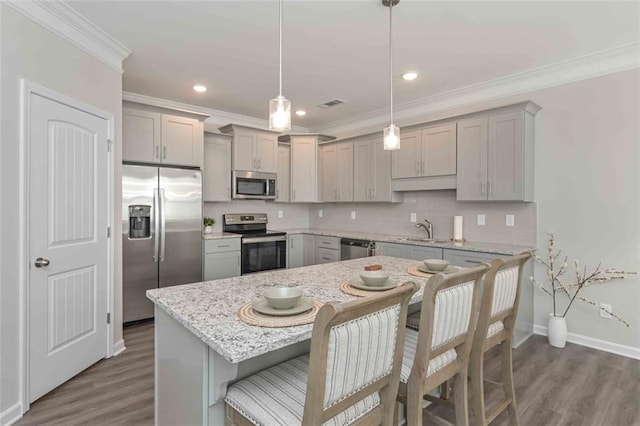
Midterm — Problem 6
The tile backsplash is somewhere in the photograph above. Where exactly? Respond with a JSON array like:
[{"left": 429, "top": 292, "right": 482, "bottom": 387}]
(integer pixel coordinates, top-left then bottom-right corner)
[
  {"left": 308, "top": 190, "right": 537, "bottom": 246},
  {"left": 205, "top": 191, "right": 536, "bottom": 246}
]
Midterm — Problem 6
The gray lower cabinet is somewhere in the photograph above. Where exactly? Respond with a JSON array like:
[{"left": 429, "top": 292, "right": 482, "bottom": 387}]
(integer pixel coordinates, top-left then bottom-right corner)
[
  {"left": 288, "top": 234, "right": 317, "bottom": 268},
  {"left": 442, "top": 248, "right": 502, "bottom": 267},
  {"left": 375, "top": 242, "right": 442, "bottom": 260},
  {"left": 315, "top": 236, "right": 341, "bottom": 264},
  {"left": 203, "top": 238, "right": 241, "bottom": 280}
]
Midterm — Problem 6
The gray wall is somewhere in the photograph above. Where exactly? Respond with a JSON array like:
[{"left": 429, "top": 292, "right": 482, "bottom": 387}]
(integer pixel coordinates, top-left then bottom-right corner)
[
  {"left": 309, "top": 191, "right": 536, "bottom": 246},
  {"left": 0, "top": 5, "right": 123, "bottom": 418}
]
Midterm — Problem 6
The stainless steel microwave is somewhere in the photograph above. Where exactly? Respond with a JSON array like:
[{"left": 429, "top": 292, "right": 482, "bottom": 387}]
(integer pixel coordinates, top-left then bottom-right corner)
[{"left": 232, "top": 170, "right": 277, "bottom": 200}]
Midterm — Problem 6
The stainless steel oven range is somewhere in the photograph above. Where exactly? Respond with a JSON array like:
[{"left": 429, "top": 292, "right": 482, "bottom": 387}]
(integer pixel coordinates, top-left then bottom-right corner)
[{"left": 223, "top": 213, "right": 286, "bottom": 275}]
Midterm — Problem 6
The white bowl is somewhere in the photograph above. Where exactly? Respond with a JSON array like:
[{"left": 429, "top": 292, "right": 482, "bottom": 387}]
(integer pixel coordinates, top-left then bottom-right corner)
[
  {"left": 263, "top": 287, "right": 303, "bottom": 310},
  {"left": 359, "top": 270, "right": 391, "bottom": 287},
  {"left": 423, "top": 259, "right": 450, "bottom": 271}
]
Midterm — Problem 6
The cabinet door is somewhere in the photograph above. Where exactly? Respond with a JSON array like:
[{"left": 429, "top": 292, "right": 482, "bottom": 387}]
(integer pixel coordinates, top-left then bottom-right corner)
[
  {"left": 337, "top": 142, "right": 354, "bottom": 201},
  {"left": 203, "top": 135, "right": 231, "bottom": 201},
  {"left": 287, "top": 234, "right": 303, "bottom": 268},
  {"left": 319, "top": 145, "right": 337, "bottom": 202},
  {"left": 276, "top": 144, "right": 290, "bottom": 202},
  {"left": 371, "top": 136, "right": 392, "bottom": 202},
  {"left": 203, "top": 251, "right": 241, "bottom": 280},
  {"left": 375, "top": 242, "right": 407, "bottom": 258},
  {"left": 233, "top": 128, "right": 256, "bottom": 171},
  {"left": 255, "top": 132, "right": 277, "bottom": 173},
  {"left": 421, "top": 123, "right": 457, "bottom": 177},
  {"left": 161, "top": 114, "right": 203, "bottom": 167},
  {"left": 353, "top": 138, "right": 372, "bottom": 202},
  {"left": 290, "top": 136, "right": 318, "bottom": 202},
  {"left": 123, "top": 108, "right": 161, "bottom": 163},
  {"left": 443, "top": 249, "right": 500, "bottom": 268},
  {"left": 488, "top": 111, "right": 524, "bottom": 201},
  {"left": 456, "top": 117, "right": 488, "bottom": 201},
  {"left": 391, "top": 129, "right": 421, "bottom": 179},
  {"left": 302, "top": 234, "right": 316, "bottom": 266},
  {"left": 406, "top": 246, "right": 443, "bottom": 261},
  {"left": 316, "top": 247, "right": 340, "bottom": 264}
]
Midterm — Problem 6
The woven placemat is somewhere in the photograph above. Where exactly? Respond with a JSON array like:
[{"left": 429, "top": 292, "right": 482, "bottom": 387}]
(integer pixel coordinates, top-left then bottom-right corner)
[
  {"left": 406, "top": 266, "right": 434, "bottom": 279},
  {"left": 340, "top": 281, "right": 401, "bottom": 297},
  {"left": 237, "top": 300, "right": 323, "bottom": 328}
]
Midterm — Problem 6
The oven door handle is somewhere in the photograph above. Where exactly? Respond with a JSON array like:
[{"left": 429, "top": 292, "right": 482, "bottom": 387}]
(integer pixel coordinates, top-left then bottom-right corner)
[{"left": 242, "top": 236, "right": 287, "bottom": 244}]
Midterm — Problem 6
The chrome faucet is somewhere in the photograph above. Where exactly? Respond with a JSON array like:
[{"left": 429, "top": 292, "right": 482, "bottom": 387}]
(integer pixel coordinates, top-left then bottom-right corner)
[{"left": 415, "top": 219, "right": 433, "bottom": 239}]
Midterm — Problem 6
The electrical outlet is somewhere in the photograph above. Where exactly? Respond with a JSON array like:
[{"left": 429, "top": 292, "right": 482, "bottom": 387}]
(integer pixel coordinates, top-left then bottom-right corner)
[
  {"left": 278, "top": 210, "right": 283, "bottom": 219},
  {"left": 477, "top": 214, "right": 486, "bottom": 226},
  {"left": 318, "top": 210, "right": 323, "bottom": 218},
  {"left": 351, "top": 211, "right": 356, "bottom": 220},
  {"left": 600, "top": 303, "right": 613, "bottom": 319},
  {"left": 410, "top": 213, "right": 417, "bottom": 223},
  {"left": 505, "top": 214, "right": 515, "bottom": 227}
]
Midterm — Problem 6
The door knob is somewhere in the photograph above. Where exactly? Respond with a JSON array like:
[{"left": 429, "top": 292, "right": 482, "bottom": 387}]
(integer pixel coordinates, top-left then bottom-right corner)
[{"left": 34, "top": 257, "right": 50, "bottom": 268}]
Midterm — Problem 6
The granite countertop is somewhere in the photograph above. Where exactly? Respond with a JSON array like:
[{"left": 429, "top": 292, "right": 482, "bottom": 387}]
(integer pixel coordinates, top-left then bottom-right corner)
[
  {"left": 147, "top": 256, "right": 427, "bottom": 364},
  {"left": 279, "top": 228, "right": 534, "bottom": 255},
  {"left": 202, "top": 232, "right": 242, "bottom": 240}
]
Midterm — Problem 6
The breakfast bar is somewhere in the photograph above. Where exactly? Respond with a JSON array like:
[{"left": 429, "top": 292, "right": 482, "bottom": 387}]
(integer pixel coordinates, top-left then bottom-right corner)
[{"left": 147, "top": 256, "right": 427, "bottom": 425}]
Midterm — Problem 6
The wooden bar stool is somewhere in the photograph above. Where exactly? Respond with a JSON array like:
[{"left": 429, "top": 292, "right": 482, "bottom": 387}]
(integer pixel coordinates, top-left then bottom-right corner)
[
  {"left": 224, "top": 281, "right": 418, "bottom": 426},
  {"left": 469, "top": 253, "right": 532, "bottom": 426},
  {"left": 396, "top": 264, "right": 489, "bottom": 426}
]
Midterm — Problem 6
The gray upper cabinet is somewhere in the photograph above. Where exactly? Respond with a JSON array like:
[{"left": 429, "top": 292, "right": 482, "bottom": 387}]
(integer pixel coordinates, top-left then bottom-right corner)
[
  {"left": 320, "top": 141, "right": 353, "bottom": 202},
  {"left": 354, "top": 136, "right": 400, "bottom": 202},
  {"left": 392, "top": 122, "right": 457, "bottom": 179},
  {"left": 456, "top": 102, "right": 539, "bottom": 201},
  {"left": 123, "top": 106, "right": 205, "bottom": 168},
  {"left": 276, "top": 144, "right": 290, "bottom": 202},
  {"left": 203, "top": 133, "right": 231, "bottom": 202},
  {"left": 219, "top": 124, "right": 279, "bottom": 173}
]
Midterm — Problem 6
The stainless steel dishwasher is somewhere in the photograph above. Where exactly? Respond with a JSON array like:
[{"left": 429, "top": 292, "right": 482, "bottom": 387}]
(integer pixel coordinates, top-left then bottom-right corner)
[{"left": 340, "top": 238, "right": 376, "bottom": 260}]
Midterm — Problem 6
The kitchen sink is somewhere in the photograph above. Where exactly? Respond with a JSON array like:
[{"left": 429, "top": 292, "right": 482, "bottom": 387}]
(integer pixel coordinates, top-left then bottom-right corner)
[{"left": 397, "top": 237, "right": 450, "bottom": 244}]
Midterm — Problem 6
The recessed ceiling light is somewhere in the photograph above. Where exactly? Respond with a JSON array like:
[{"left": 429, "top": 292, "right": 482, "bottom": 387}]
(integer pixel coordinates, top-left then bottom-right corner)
[
  {"left": 402, "top": 71, "right": 419, "bottom": 81},
  {"left": 295, "top": 110, "right": 307, "bottom": 117},
  {"left": 193, "top": 85, "right": 207, "bottom": 93}
]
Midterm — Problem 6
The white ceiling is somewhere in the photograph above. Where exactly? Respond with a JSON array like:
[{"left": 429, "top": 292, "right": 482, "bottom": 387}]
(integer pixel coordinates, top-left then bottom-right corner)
[{"left": 68, "top": 1, "right": 640, "bottom": 128}]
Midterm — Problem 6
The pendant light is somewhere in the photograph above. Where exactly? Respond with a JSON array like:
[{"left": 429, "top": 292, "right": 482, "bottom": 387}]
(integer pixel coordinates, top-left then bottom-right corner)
[
  {"left": 383, "top": 0, "right": 400, "bottom": 150},
  {"left": 269, "top": 0, "right": 291, "bottom": 131}
]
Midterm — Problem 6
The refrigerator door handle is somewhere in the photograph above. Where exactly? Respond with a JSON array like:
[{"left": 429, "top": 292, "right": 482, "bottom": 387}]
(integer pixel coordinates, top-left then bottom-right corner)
[
  {"left": 153, "top": 188, "right": 160, "bottom": 262},
  {"left": 159, "top": 188, "right": 166, "bottom": 262}
]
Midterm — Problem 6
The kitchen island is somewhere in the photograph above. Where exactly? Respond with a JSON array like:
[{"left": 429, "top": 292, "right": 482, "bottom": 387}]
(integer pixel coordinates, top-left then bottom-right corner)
[{"left": 147, "top": 256, "right": 425, "bottom": 425}]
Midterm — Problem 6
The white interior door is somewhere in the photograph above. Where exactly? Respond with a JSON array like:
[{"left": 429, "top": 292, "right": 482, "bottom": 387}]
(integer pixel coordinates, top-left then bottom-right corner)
[{"left": 28, "top": 93, "right": 109, "bottom": 402}]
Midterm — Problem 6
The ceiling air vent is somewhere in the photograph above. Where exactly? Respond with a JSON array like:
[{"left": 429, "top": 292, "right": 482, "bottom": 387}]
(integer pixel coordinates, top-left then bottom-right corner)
[{"left": 317, "top": 99, "right": 346, "bottom": 109}]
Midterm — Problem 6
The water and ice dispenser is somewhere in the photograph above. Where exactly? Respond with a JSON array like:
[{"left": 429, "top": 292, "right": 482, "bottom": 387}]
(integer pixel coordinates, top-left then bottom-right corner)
[{"left": 128, "top": 205, "right": 151, "bottom": 239}]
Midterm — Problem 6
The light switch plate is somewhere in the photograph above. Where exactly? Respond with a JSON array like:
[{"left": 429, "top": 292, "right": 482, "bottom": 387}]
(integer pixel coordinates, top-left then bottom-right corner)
[
  {"left": 506, "top": 214, "right": 515, "bottom": 227},
  {"left": 410, "top": 213, "right": 417, "bottom": 223},
  {"left": 477, "top": 214, "right": 486, "bottom": 226},
  {"left": 278, "top": 210, "right": 283, "bottom": 219},
  {"left": 351, "top": 211, "right": 356, "bottom": 220},
  {"left": 318, "top": 210, "right": 323, "bottom": 218}
]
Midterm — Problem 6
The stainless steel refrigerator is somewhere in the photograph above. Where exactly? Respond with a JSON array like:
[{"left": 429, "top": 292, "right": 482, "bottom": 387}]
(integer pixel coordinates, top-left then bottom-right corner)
[{"left": 122, "top": 164, "right": 202, "bottom": 322}]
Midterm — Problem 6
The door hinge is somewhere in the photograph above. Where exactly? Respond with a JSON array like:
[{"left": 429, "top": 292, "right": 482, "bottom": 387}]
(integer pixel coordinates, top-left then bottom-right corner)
[
  {"left": 106, "top": 226, "right": 111, "bottom": 238},
  {"left": 107, "top": 313, "right": 111, "bottom": 324},
  {"left": 107, "top": 139, "right": 113, "bottom": 152}
]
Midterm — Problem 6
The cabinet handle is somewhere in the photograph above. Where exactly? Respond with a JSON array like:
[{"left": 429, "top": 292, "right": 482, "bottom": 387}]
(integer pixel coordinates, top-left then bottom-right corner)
[
  {"left": 415, "top": 160, "right": 419, "bottom": 175},
  {"left": 292, "top": 189, "right": 296, "bottom": 201},
  {"left": 337, "top": 189, "right": 340, "bottom": 200},
  {"left": 155, "top": 145, "right": 159, "bottom": 159},
  {"left": 367, "top": 188, "right": 370, "bottom": 200},
  {"left": 218, "top": 244, "right": 230, "bottom": 248},
  {"left": 372, "top": 188, "right": 375, "bottom": 199},
  {"left": 322, "top": 257, "right": 331, "bottom": 261},
  {"left": 163, "top": 146, "right": 167, "bottom": 160},
  {"left": 421, "top": 160, "right": 425, "bottom": 175},
  {"left": 489, "top": 181, "right": 494, "bottom": 197},
  {"left": 481, "top": 180, "right": 486, "bottom": 196},
  {"left": 466, "top": 260, "right": 484, "bottom": 264},
  {"left": 276, "top": 189, "right": 279, "bottom": 198}
]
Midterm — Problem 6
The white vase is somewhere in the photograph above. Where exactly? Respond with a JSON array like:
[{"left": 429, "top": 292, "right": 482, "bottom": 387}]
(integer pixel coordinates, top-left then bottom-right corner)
[
  {"left": 547, "top": 314, "right": 567, "bottom": 348},
  {"left": 203, "top": 226, "right": 213, "bottom": 234}
]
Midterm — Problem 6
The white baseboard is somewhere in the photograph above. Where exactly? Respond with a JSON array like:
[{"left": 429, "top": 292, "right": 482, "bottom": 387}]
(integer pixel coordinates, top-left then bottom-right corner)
[
  {"left": 1, "top": 402, "right": 23, "bottom": 426},
  {"left": 112, "top": 339, "right": 126, "bottom": 356},
  {"left": 512, "top": 331, "right": 534, "bottom": 349},
  {"left": 533, "top": 324, "right": 640, "bottom": 360}
]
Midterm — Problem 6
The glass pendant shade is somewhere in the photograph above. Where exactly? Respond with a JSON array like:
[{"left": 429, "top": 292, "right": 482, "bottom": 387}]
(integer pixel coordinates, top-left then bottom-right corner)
[
  {"left": 269, "top": 95, "right": 291, "bottom": 131},
  {"left": 383, "top": 124, "right": 400, "bottom": 150}
]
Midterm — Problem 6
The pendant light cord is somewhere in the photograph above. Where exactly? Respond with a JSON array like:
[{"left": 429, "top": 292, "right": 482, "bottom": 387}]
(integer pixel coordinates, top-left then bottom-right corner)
[
  {"left": 279, "top": 0, "right": 283, "bottom": 97},
  {"left": 389, "top": 1, "right": 394, "bottom": 125}
]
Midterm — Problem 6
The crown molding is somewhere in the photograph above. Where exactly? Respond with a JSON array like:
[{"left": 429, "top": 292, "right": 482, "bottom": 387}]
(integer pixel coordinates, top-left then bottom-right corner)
[
  {"left": 123, "top": 92, "right": 309, "bottom": 133},
  {"left": 5, "top": 0, "right": 131, "bottom": 73},
  {"left": 310, "top": 41, "right": 640, "bottom": 136}
]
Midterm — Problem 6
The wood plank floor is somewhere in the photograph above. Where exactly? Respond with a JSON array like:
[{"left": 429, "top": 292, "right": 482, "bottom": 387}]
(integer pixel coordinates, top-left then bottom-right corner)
[{"left": 17, "top": 322, "right": 639, "bottom": 425}]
